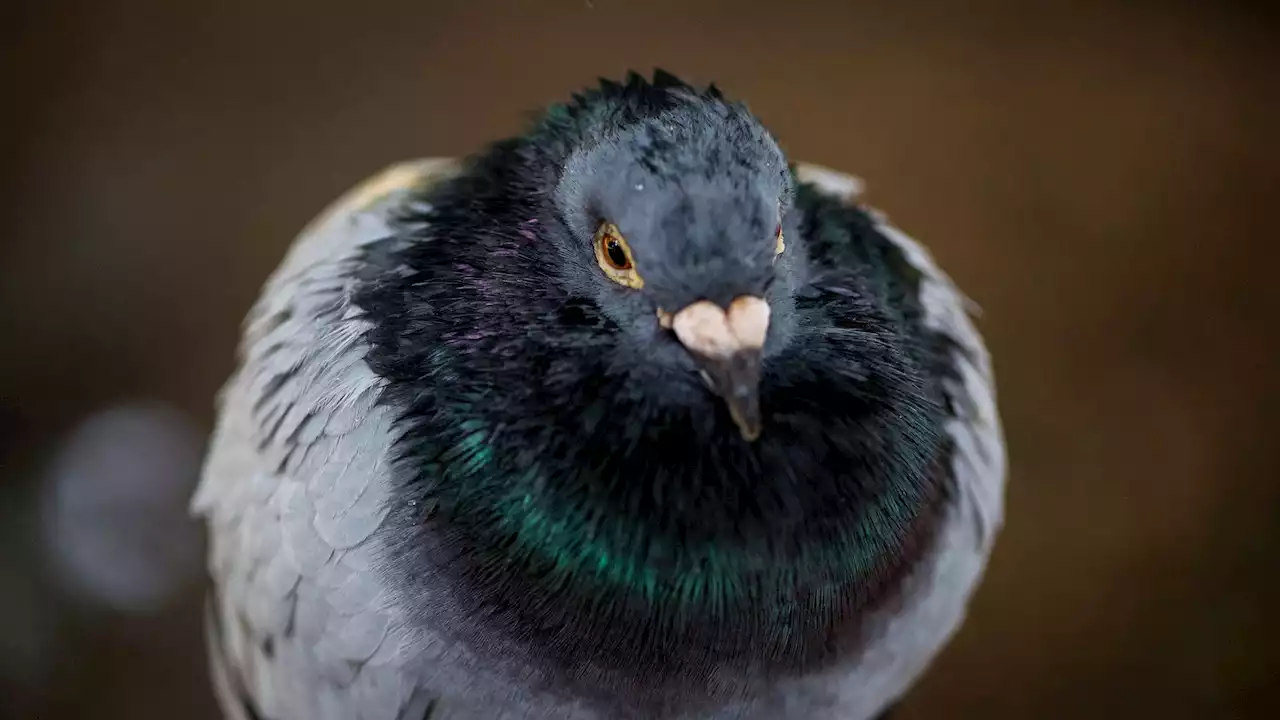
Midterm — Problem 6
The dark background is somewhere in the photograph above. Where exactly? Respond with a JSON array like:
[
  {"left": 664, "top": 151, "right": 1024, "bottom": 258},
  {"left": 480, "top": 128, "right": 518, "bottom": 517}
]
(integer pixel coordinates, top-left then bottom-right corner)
[{"left": 3, "top": 1, "right": 1277, "bottom": 718}]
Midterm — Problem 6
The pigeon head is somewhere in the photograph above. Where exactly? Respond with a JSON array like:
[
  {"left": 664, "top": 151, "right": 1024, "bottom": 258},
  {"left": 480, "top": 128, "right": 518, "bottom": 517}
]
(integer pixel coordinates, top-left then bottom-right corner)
[
  {"left": 545, "top": 83, "right": 798, "bottom": 440},
  {"left": 358, "top": 71, "right": 951, "bottom": 708}
]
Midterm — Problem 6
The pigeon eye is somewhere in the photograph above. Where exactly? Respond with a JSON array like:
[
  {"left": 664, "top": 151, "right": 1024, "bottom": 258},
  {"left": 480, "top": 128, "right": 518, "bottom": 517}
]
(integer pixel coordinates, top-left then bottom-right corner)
[
  {"left": 594, "top": 222, "right": 644, "bottom": 289},
  {"left": 604, "top": 238, "right": 630, "bottom": 269}
]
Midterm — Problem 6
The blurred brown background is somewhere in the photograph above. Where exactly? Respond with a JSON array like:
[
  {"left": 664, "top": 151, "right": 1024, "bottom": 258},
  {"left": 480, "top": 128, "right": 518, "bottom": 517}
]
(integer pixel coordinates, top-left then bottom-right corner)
[{"left": 2, "top": 0, "right": 1277, "bottom": 718}]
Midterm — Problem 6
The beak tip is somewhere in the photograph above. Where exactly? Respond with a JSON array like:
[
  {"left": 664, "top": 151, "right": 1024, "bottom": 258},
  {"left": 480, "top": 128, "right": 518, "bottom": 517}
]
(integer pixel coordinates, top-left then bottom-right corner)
[
  {"left": 729, "top": 404, "right": 763, "bottom": 443},
  {"left": 691, "top": 349, "right": 764, "bottom": 444}
]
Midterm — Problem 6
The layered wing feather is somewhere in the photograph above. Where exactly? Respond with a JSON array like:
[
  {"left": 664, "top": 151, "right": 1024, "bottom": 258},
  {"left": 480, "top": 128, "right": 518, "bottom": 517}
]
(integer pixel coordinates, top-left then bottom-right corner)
[{"left": 192, "top": 159, "right": 458, "bottom": 720}]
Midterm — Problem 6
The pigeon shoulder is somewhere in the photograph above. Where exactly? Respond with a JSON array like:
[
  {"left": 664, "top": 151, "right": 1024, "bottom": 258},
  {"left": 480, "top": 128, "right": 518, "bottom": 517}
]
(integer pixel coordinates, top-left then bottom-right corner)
[{"left": 191, "top": 158, "right": 459, "bottom": 720}]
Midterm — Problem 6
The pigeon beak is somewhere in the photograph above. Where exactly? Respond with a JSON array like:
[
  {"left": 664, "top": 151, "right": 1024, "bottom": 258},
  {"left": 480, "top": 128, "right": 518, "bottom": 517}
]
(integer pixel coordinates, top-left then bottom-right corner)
[{"left": 666, "top": 296, "right": 771, "bottom": 441}]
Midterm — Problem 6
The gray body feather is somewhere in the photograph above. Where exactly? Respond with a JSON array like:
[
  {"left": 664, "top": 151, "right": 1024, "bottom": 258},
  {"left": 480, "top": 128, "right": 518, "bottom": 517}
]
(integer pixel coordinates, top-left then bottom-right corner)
[{"left": 192, "top": 158, "right": 1005, "bottom": 720}]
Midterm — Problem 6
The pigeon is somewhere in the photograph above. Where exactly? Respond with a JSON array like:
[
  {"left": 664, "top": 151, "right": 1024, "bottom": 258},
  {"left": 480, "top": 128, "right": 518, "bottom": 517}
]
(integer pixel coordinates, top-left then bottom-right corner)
[{"left": 192, "top": 70, "right": 1006, "bottom": 720}]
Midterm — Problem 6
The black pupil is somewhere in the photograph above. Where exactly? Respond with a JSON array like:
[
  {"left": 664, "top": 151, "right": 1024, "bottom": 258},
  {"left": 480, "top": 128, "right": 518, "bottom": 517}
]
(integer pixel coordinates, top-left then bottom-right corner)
[{"left": 605, "top": 238, "right": 629, "bottom": 268}]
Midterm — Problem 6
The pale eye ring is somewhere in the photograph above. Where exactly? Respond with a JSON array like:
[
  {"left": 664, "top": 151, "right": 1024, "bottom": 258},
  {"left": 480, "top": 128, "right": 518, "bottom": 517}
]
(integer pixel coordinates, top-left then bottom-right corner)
[{"left": 594, "top": 222, "right": 644, "bottom": 289}]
